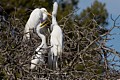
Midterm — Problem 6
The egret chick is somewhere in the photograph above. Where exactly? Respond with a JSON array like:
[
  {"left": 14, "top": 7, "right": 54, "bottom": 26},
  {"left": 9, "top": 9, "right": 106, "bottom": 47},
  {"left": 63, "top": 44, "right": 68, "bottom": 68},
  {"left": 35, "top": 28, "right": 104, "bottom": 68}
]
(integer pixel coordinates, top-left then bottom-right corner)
[{"left": 30, "top": 22, "right": 48, "bottom": 69}]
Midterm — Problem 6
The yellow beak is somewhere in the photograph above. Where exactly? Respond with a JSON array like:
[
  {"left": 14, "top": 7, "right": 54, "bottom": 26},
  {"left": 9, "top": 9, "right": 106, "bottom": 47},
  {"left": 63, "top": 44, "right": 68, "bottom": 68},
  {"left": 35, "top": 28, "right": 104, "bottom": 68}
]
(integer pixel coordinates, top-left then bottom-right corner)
[
  {"left": 42, "top": 22, "right": 49, "bottom": 28},
  {"left": 46, "top": 12, "right": 52, "bottom": 16},
  {"left": 40, "top": 20, "right": 49, "bottom": 28},
  {"left": 40, "top": 20, "right": 46, "bottom": 26}
]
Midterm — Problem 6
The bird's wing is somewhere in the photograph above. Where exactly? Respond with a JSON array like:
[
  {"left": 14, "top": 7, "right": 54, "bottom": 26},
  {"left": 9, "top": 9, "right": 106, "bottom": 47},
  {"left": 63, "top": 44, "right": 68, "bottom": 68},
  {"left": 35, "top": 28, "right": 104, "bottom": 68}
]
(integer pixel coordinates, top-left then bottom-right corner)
[
  {"left": 51, "top": 34, "right": 59, "bottom": 46},
  {"left": 53, "top": 2, "right": 58, "bottom": 15}
]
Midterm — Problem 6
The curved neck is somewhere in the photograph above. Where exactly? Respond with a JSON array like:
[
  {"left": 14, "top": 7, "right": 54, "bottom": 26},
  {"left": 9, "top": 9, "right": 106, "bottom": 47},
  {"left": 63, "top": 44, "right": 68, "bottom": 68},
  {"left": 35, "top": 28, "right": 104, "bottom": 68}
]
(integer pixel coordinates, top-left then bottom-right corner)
[
  {"left": 38, "top": 32, "right": 47, "bottom": 48},
  {"left": 36, "top": 22, "right": 47, "bottom": 48},
  {"left": 35, "top": 33, "right": 47, "bottom": 52}
]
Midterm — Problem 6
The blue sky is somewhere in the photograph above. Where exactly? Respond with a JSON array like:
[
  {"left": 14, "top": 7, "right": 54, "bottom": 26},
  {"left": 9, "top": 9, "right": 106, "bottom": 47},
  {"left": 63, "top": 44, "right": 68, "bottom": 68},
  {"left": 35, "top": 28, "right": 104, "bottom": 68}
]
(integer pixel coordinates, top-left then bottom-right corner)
[{"left": 78, "top": 0, "right": 120, "bottom": 52}]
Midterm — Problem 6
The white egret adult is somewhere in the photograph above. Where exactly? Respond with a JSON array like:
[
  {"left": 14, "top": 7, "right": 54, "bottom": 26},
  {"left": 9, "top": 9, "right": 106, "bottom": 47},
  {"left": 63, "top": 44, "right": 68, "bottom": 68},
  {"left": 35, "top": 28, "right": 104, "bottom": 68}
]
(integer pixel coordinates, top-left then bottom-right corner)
[
  {"left": 48, "top": 2, "right": 63, "bottom": 70},
  {"left": 30, "top": 22, "right": 48, "bottom": 69},
  {"left": 23, "top": 8, "right": 51, "bottom": 41}
]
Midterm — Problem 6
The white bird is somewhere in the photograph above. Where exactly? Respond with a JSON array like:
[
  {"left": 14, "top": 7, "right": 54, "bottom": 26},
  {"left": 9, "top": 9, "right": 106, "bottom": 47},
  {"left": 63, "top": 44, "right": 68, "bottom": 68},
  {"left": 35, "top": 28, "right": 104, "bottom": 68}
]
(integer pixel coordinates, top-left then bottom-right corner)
[
  {"left": 48, "top": 2, "right": 63, "bottom": 70},
  {"left": 23, "top": 8, "right": 51, "bottom": 41},
  {"left": 30, "top": 22, "right": 48, "bottom": 69}
]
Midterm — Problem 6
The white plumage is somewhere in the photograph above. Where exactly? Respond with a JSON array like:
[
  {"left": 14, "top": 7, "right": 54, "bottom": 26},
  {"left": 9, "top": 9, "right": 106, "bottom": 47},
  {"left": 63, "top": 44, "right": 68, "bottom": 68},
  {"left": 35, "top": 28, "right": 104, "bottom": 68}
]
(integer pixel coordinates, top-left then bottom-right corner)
[
  {"left": 23, "top": 8, "right": 51, "bottom": 41},
  {"left": 48, "top": 2, "right": 63, "bottom": 70},
  {"left": 28, "top": 8, "right": 51, "bottom": 69},
  {"left": 30, "top": 23, "right": 47, "bottom": 69}
]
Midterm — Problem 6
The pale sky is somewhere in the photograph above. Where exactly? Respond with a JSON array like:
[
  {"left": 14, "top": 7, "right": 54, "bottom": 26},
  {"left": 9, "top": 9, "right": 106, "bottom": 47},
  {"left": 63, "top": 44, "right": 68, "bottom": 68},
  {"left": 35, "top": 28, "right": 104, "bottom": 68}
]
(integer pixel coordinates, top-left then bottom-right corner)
[{"left": 78, "top": 0, "right": 120, "bottom": 52}]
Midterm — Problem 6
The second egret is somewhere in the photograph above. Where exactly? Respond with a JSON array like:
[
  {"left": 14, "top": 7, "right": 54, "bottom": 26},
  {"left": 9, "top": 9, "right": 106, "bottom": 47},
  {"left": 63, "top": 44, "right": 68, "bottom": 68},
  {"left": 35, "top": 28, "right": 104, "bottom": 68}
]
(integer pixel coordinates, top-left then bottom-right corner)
[{"left": 48, "top": 2, "right": 63, "bottom": 70}]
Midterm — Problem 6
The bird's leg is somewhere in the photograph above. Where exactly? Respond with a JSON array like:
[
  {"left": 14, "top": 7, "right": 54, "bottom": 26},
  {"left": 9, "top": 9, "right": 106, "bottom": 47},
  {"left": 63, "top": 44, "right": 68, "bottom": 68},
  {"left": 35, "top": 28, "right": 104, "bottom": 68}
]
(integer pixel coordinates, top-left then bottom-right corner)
[
  {"left": 48, "top": 52, "right": 53, "bottom": 69},
  {"left": 53, "top": 55, "right": 58, "bottom": 70},
  {"left": 59, "top": 54, "right": 62, "bottom": 71}
]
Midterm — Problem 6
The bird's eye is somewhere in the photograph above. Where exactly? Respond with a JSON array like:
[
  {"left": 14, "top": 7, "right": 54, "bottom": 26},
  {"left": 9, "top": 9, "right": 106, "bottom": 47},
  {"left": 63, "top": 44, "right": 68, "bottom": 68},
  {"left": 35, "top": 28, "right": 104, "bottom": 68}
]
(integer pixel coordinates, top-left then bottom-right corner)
[{"left": 44, "top": 10, "right": 46, "bottom": 12}]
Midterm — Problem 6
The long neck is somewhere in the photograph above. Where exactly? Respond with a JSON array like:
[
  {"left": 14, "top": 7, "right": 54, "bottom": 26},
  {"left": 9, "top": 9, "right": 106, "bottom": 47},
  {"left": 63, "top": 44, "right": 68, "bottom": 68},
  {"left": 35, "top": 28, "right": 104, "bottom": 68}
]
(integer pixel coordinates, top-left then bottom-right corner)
[
  {"left": 36, "top": 23, "right": 47, "bottom": 49},
  {"left": 40, "top": 34, "right": 47, "bottom": 48},
  {"left": 35, "top": 33, "right": 47, "bottom": 52},
  {"left": 52, "top": 14, "right": 57, "bottom": 25},
  {"left": 37, "top": 30, "right": 47, "bottom": 47}
]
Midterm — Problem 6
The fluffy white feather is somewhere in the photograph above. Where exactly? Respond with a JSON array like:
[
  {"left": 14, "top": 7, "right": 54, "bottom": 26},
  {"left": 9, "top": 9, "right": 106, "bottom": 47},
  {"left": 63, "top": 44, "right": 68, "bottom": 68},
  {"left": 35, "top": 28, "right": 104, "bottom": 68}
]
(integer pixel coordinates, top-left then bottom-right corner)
[
  {"left": 48, "top": 2, "right": 63, "bottom": 70},
  {"left": 30, "top": 23, "right": 47, "bottom": 69},
  {"left": 23, "top": 8, "right": 50, "bottom": 41}
]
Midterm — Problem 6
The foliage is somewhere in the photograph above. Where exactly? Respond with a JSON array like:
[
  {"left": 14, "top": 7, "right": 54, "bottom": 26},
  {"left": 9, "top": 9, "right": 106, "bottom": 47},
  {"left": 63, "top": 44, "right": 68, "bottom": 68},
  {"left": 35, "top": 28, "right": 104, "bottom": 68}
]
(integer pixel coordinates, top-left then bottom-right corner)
[
  {"left": 0, "top": 0, "right": 79, "bottom": 22},
  {"left": 78, "top": 0, "right": 108, "bottom": 27}
]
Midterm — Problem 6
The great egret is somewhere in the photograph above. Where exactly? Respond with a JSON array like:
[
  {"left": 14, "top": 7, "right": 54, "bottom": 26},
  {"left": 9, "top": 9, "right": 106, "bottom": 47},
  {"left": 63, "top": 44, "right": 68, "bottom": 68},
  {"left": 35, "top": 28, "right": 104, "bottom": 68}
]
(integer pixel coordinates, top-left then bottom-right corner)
[
  {"left": 30, "top": 22, "right": 48, "bottom": 69},
  {"left": 48, "top": 2, "right": 63, "bottom": 70},
  {"left": 23, "top": 8, "right": 51, "bottom": 41}
]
